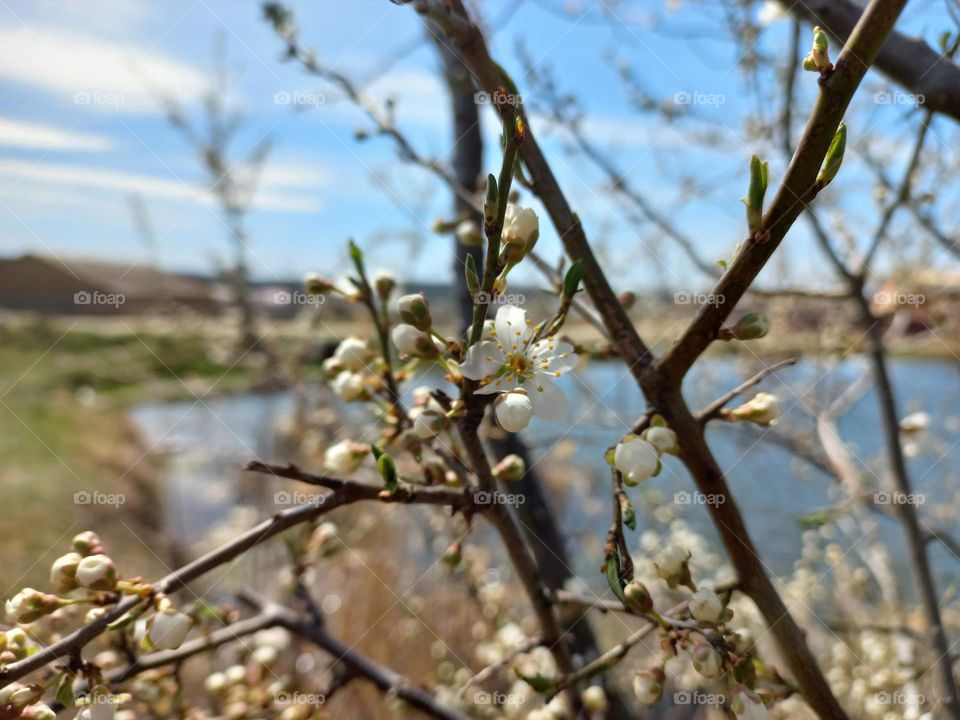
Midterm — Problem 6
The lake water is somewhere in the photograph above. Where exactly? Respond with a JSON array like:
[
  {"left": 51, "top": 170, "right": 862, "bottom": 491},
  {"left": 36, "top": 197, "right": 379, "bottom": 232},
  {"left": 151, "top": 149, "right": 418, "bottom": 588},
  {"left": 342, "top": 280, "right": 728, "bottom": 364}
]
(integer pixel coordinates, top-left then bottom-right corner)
[{"left": 130, "top": 356, "right": 960, "bottom": 590}]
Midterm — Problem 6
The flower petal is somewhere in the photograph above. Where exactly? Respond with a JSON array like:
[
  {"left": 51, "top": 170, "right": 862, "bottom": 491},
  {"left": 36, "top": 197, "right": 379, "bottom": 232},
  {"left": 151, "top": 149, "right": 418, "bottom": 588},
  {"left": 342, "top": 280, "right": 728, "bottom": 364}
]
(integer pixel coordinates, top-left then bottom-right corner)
[
  {"left": 460, "top": 341, "right": 504, "bottom": 380},
  {"left": 495, "top": 304, "right": 531, "bottom": 350},
  {"left": 522, "top": 378, "right": 567, "bottom": 421}
]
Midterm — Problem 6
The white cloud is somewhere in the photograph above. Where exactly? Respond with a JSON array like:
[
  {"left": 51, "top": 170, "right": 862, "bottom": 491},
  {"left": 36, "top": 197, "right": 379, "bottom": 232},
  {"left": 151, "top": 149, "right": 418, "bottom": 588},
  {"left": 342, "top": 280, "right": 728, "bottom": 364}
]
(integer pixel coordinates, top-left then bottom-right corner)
[
  {"left": 0, "top": 24, "right": 208, "bottom": 113},
  {"left": 0, "top": 159, "right": 324, "bottom": 213},
  {"left": 0, "top": 117, "right": 114, "bottom": 151}
]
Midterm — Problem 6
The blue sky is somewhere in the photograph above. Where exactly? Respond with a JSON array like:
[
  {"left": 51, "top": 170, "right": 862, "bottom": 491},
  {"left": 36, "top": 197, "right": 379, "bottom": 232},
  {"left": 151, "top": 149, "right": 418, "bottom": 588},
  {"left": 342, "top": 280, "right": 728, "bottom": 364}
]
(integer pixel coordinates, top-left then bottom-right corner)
[{"left": 0, "top": 0, "right": 954, "bottom": 293}]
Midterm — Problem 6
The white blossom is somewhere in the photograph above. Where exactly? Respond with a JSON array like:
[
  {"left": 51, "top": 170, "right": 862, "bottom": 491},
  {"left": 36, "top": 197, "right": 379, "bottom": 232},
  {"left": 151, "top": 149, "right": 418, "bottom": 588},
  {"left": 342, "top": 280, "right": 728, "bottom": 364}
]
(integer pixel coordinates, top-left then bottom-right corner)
[
  {"left": 460, "top": 304, "right": 577, "bottom": 422},
  {"left": 654, "top": 545, "right": 689, "bottom": 581},
  {"left": 644, "top": 425, "right": 678, "bottom": 454},
  {"left": 50, "top": 552, "right": 82, "bottom": 592},
  {"left": 730, "top": 392, "right": 780, "bottom": 425}
]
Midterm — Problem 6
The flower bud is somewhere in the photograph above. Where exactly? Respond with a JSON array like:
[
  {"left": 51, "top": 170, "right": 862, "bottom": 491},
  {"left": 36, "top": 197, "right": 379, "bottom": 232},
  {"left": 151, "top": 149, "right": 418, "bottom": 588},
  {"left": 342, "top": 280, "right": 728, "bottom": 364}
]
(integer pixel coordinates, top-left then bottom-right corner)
[
  {"left": 492, "top": 454, "right": 526, "bottom": 482},
  {"left": 729, "top": 392, "right": 779, "bottom": 425},
  {"left": 623, "top": 580, "right": 653, "bottom": 614},
  {"left": 633, "top": 668, "right": 665, "bottom": 704},
  {"left": 412, "top": 409, "right": 446, "bottom": 439},
  {"left": 391, "top": 324, "right": 440, "bottom": 359},
  {"left": 618, "top": 291, "right": 636, "bottom": 309},
  {"left": 689, "top": 588, "right": 726, "bottom": 625},
  {"left": 333, "top": 337, "right": 369, "bottom": 372},
  {"left": 324, "top": 440, "right": 370, "bottom": 474},
  {"left": 75, "top": 554, "right": 117, "bottom": 591},
  {"left": 372, "top": 270, "right": 396, "bottom": 300},
  {"left": 654, "top": 545, "right": 691, "bottom": 589},
  {"left": 331, "top": 372, "right": 366, "bottom": 402},
  {"left": 581, "top": 685, "right": 608, "bottom": 714},
  {"left": 5, "top": 589, "right": 61, "bottom": 624},
  {"left": 22, "top": 703, "right": 56, "bottom": 720},
  {"left": 643, "top": 425, "right": 678, "bottom": 455},
  {"left": 204, "top": 672, "right": 228, "bottom": 694},
  {"left": 455, "top": 220, "right": 484, "bottom": 247},
  {"left": 692, "top": 641, "right": 723, "bottom": 677},
  {"left": 614, "top": 436, "right": 660, "bottom": 486},
  {"left": 397, "top": 293, "right": 432, "bottom": 332},
  {"left": 0, "top": 684, "right": 43, "bottom": 711},
  {"left": 322, "top": 356, "right": 345, "bottom": 378},
  {"left": 147, "top": 607, "right": 193, "bottom": 650},
  {"left": 502, "top": 204, "right": 539, "bottom": 248},
  {"left": 812, "top": 25, "right": 831, "bottom": 71},
  {"left": 50, "top": 552, "right": 83, "bottom": 592},
  {"left": 495, "top": 390, "right": 534, "bottom": 432},
  {"left": 304, "top": 272, "right": 334, "bottom": 295},
  {"left": 72, "top": 531, "right": 103, "bottom": 556}
]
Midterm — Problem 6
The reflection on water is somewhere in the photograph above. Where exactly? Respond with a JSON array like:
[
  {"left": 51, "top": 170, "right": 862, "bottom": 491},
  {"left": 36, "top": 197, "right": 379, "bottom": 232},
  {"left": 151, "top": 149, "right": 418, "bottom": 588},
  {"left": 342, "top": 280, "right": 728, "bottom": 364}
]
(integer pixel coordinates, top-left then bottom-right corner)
[{"left": 131, "top": 356, "right": 960, "bottom": 586}]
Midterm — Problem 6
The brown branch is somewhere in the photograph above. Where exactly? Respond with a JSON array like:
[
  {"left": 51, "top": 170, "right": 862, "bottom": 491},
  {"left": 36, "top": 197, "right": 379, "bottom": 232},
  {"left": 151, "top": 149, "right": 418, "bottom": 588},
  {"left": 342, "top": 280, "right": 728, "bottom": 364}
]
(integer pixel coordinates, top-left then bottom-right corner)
[
  {"left": 0, "top": 465, "right": 472, "bottom": 688},
  {"left": 244, "top": 593, "right": 473, "bottom": 720}
]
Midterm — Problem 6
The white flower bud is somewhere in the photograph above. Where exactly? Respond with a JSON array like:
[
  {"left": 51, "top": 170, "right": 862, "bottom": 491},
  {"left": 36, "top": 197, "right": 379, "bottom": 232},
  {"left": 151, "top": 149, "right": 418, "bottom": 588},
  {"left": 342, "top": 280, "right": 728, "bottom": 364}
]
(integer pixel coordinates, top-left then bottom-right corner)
[
  {"left": 729, "top": 392, "right": 779, "bottom": 425},
  {"left": 75, "top": 554, "right": 117, "bottom": 591},
  {"left": 72, "top": 531, "right": 103, "bottom": 556},
  {"left": 6, "top": 589, "right": 60, "bottom": 624},
  {"left": 900, "top": 411, "right": 930, "bottom": 434},
  {"left": 412, "top": 410, "right": 446, "bottom": 439},
  {"left": 331, "top": 372, "right": 365, "bottom": 402},
  {"left": 455, "top": 219, "right": 484, "bottom": 247},
  {"left": 391, "top": 324, "right": 439, "bottom": 359},
  {"left": 692, "top": 641, "right": 723, "bottom": 677},
  {"left": 50, "top": 552, "right": 83, "bottom": 592},
  {"left": 581, "top": 685, "right": 608, "bottom": 714},
  {"left": 303, "top": 273, "right": 334, "bottom": 295},
  {"left": 643, "top": 425, "right": 678, "bottom": 455},
  {"left": 495, "top": 390, "right": 534, "bottom": 432},
  {"left": 689, "top": 588, "right": 725, "bottom": 624},
  {"left": 396, "top": 293, "right": 432, "bottom": 331},
  {"left": 633, "top": 668, "right": 664, "bottom": 704},
  {"left": 253, "top": 645, "right": 279, "bottom": 666},
  {"left": 148, "top": 608, "right": 192, "bottom": 650},
  {"left": 654, "top": 545, "right": 689, "bottom": 585},
  {"left": 22, "top": 703, "right": 56, "bottom": 720},
  {"left": 614, "top": 437, "right": 659, "bottom": 485},
  {"left": 502, "top": 204, "right": 539, "bottom": 248},
  {"left": 333, "top": 337, "right": 369, "bottom": 372},
  {"left": 324, "top": 440, "right": 369, "bottom": 474},
  {"left": 204, "top": 672, "right": 227, "bottom": 694}
]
